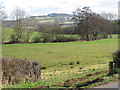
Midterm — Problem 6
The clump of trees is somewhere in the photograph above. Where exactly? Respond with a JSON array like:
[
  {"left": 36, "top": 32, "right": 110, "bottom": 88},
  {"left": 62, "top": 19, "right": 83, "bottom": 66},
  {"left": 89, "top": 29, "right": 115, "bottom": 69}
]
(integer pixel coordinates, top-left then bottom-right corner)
[
  {"left": 72, "top": 7, "right": 117, "bottom": 41},
  {"left": 33, "top": 22, "right": 77, "bottom": 43}
]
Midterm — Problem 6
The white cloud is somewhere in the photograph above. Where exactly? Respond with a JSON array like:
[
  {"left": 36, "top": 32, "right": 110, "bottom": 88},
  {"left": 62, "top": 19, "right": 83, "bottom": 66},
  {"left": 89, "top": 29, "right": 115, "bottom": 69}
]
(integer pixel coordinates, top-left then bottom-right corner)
[{"left": 1, "top": 0, "right": 119, "bottom": 16}]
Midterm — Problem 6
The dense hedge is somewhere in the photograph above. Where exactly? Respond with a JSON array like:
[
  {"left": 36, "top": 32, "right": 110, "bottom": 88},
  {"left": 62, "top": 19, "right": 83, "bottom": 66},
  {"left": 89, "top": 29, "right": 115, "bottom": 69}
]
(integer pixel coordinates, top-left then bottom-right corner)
[{"left": 2, "top": 58, "right": 42, "bottom": 85}]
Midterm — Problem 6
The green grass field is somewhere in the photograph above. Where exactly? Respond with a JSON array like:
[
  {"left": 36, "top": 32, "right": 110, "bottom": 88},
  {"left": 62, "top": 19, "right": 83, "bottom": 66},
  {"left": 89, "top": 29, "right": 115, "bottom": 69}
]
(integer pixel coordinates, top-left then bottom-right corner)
[
  {"left": 2, "top": 38, "right": 118, "bottom": 67},
  {"left": 2, "top": 38, "right": 118, "bottom": 88},
  {"left": 2, "top": 27, "right": 13, "bottom": 42}
]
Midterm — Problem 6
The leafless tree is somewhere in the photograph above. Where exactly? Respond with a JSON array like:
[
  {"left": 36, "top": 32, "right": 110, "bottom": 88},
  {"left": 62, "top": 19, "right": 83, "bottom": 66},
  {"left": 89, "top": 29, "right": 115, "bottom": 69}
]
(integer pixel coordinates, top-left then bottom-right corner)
[
  {"left": 0, "top": 1, "right": 7, "bottom": 43},
  {"left": 100, "top": 12, "right": 117, "bottom": 20},
  {"left": 100, "top": 12, "right": 117, "bottom": 38},
  {"left": 0, "top": 1, "right": 7, "bottom": 24},
  {"left": 36, "top": 22, "right": 61, "bottom": 42},
  {"left": 11, "top": 7, "right": 26, "bottom": 43},
  {"left": 23, "top": 16, "right": 37, "bottom": 42}
]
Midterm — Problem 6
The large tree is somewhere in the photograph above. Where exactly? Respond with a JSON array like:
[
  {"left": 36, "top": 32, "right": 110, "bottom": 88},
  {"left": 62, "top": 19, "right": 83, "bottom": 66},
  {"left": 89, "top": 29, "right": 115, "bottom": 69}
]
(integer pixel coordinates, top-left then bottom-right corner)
[
  {"left": 73, "top": 7, "right": 96, "bottom": 40},
  {"left": 11, "top": 7, "right": 26, "bottom": 43},
  {"left": 72, "top": 7, "right": 112, "bottom": 41}
]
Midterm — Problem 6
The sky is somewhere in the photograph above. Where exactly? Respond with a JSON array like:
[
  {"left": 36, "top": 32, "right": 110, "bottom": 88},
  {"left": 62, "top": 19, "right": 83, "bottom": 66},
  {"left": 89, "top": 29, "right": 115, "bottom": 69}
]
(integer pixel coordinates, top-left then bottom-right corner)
[{"left": 1, "top": 0, "right": 119, "bottom": 16}]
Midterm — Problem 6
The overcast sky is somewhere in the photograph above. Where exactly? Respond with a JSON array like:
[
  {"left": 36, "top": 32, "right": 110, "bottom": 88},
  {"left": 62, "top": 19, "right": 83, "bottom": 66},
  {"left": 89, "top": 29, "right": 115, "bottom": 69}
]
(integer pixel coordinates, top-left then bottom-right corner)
[{"left": 1, "top": 0, "right": 119, "bottom": 16}]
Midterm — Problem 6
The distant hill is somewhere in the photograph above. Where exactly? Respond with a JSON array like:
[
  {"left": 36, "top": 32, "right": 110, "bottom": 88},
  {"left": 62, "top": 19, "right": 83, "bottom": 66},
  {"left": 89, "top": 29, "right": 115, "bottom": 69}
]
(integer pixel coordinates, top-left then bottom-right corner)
[
  {"left": 32, "top": 13, "right": 74, "bottom": 26},
  {"left": 5, "top": 13, "right": 74, "bottom": 27}
]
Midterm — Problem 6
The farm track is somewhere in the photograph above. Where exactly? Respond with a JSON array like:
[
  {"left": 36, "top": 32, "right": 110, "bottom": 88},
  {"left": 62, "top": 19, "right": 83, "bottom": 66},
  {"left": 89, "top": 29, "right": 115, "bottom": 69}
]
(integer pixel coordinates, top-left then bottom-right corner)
[
  {"left": 94, "top": 80, "right": 119, "bottom": 88},
  {"left": 36, "top": 70, "right": 108, "bottom": 88}
]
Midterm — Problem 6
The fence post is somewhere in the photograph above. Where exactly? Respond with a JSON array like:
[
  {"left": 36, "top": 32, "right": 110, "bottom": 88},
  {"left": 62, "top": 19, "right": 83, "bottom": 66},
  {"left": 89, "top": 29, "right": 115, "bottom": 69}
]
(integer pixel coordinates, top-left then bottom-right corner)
[{"left": 109, "top": 61, "right": 113, "bottom": 74}]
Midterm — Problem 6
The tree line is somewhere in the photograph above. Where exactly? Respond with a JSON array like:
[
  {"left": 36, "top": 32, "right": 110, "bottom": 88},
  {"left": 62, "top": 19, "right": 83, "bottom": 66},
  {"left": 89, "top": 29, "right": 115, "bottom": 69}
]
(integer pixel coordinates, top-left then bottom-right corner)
[
  {"left": 1, "top": 5, "right": 118, "bottom": 43},
  {"left": 72, "top": 7, "right": 117, "bottom": 41}
]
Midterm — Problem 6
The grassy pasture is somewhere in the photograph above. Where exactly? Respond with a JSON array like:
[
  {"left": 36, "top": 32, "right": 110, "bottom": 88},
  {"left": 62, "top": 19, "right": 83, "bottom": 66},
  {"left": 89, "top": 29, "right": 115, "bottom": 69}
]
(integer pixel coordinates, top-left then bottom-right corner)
[
  {"left": 2, "top": 38, "right": 118, "bottom": 67},
  {"left": 36, "top": 17, "right": 53, "bottom": 20},
  {"left": 2, "top": 38, "right": 118, "bottom": 88},
  {"left": 2, "top": 27, "right": 13, "bottom": 42}
]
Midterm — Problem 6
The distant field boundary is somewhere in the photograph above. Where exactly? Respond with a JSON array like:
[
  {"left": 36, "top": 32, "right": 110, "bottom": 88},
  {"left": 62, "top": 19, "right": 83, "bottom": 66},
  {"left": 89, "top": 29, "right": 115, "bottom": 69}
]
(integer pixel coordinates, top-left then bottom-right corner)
[{"left": 2, "top": 36, "right": 118, "bottom": 45}]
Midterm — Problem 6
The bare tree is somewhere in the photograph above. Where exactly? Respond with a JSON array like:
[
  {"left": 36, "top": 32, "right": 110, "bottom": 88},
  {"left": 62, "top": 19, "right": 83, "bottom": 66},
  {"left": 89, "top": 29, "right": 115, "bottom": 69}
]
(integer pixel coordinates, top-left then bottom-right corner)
[
  {"left": 0, "top": 1, "right": 7, "bottom": 25},
  {"left": 24, "top": 16, "right": 37, "bottom": 42},
  {"left": 36, "top": 22, "right": 61, "bottom": 42},
  {"left": 100, "top": 12, "right": 117, "bottom": 20},
  {"left": 100, "top": 12, "right": 109, "bottom": 20},
  {"left": 11, "top": 7, "right": 26, "bottom": 43},
  {"left": 100, "top": 12, "right": 117, "bottom": 38},
  {"left": 0, "top": 1, "right": 4, "bottom": 20},
  {"left": 0, "top": 10, "right": 7, "bottom": 22},
  {"left": 0, "top": 1, "right": 7, "bottom": 43}
]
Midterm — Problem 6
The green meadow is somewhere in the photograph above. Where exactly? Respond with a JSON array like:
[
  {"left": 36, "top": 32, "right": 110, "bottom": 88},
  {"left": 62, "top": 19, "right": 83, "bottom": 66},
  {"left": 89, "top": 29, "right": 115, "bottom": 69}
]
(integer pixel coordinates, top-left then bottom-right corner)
[
  {"left": 2, "top": 27, "right": 14, "bottom": 42},
  {"left": 3, "top": 38, "right": 118, "bottom": 67},
  {"left": 2, "top": 38, "right": 119, "bottom": 88}
]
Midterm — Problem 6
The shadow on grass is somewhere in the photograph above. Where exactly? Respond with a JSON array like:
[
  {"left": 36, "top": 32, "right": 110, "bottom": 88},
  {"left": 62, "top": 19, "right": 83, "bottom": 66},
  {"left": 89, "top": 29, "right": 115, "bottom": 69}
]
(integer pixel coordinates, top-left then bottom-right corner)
[{"left": 74, "top": 78, "right": 104, "bottom": 88}]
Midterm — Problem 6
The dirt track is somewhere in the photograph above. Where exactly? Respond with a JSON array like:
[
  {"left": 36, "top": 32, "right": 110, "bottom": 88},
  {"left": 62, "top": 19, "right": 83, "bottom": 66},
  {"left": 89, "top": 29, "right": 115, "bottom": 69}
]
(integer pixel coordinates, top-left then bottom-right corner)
[{"left": 94, "top": 80, "right": 119, "bottom": 88}]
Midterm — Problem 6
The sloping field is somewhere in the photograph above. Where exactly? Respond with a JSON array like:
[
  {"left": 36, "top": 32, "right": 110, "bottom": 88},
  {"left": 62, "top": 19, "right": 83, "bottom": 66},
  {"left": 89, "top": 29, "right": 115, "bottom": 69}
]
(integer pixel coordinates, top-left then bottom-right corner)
[{"left": 2, "top": 38, "right": 118, "bottom": 67}]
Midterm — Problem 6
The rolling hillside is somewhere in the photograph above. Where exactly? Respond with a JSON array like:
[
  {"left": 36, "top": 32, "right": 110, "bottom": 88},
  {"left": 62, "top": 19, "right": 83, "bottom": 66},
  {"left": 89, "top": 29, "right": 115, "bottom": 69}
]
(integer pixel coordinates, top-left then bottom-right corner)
[
  {"left": 5, "top": 13, "right": 74, "bottom": 28},
  {"left": 33, "top": 13, "right": 73, "bottom": 25}
]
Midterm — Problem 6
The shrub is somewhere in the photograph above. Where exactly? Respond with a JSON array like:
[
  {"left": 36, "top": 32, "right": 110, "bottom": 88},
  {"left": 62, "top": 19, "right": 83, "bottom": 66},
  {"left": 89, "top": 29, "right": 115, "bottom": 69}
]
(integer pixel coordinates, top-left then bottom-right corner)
[
  {"left": 41, "top": 33, "right": 54, "bottom": 43},
  {"left": 65, "top": 36, "right": 77, "bottom": 42},
  {"left": 53, "top": 35, "right": 77, "bottom": 42},
  {"left": 2, "top": 58, "right": 42, "bottom": 85},
  {"left": 112, "top": 49, "right": 120, "bottom": 68},
  {"left": 9, "top": 34, "right": 18, "bottom": 43},
  {"left": 32, "top": 35, "right": 41, "bottom": 43},
  {"left": 112, "top": 68, "right": 120, "bottom": 74},
  {"left": 54, "top": 36, "right": 67, "bottom": 42}
]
